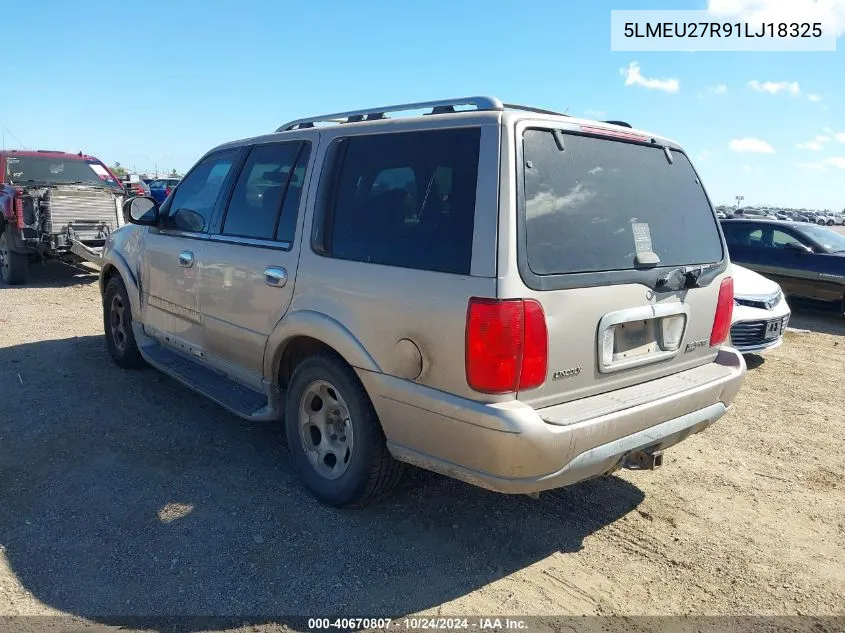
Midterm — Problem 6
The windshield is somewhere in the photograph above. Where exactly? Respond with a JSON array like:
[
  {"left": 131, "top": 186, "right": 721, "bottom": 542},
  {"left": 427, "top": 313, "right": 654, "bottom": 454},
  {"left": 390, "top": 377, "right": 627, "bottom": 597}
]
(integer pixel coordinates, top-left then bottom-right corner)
[
  {"left": 796, "top": 224, "right": 845, "bottom": 253},
  {"left": 521, "top": 130, "right": 723, "bottom": 275},
  {"left": 5, "top": 155, "right": 121, "bottom": 189}
]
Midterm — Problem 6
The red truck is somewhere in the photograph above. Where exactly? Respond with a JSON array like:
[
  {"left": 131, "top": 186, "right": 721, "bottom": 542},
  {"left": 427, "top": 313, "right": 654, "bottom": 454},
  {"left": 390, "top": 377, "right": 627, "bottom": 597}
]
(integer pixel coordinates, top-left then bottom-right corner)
[{"left": 0, "top": 149, "right": 126, "bottom": 285}]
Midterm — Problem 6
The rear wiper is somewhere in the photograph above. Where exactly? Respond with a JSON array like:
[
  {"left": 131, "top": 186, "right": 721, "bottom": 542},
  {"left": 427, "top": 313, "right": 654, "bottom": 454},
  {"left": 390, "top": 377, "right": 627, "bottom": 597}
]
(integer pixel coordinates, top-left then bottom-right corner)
[{"left": 655, "top": 264, "right": 718, "bottom": 292}]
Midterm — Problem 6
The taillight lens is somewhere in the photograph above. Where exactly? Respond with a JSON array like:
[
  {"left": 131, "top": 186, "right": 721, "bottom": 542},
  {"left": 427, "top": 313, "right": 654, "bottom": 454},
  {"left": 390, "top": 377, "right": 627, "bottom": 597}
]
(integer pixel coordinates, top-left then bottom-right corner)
[
  {"left": 520, "top": 300, "right": 548, "bottom": 389},
  {"left": 466, "top": 298, "right": 548, "bottom": 393},
  {"left": 710, "top": 277, "right": 734, "bottom": 347}
]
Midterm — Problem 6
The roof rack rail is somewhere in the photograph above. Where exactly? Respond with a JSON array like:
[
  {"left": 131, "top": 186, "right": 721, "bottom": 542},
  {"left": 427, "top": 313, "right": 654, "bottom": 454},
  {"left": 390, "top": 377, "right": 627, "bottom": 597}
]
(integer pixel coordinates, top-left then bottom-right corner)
[
  {"left": 275, "top": 96, "right": 504, "bottom": 132},
  {"left": 503, "top": 103, "right": 568, "bottom": 117},
  {"left": 603, "top": 120, "right": 632, "bottom": 128}
]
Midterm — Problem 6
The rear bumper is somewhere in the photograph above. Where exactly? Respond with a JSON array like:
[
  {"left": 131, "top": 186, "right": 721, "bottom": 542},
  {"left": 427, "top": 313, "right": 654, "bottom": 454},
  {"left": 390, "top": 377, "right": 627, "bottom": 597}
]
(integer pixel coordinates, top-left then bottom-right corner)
[{"left": 358, "top": 348, "right": 746, "bottom": 494}]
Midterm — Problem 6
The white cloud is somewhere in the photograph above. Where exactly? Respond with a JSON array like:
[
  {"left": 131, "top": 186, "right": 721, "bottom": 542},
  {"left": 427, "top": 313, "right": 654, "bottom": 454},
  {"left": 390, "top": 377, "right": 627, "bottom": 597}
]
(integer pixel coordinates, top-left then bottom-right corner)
[
  {"left": 796, "top": 135, "right": 832, "bottom": 150},
  {"left": 808, "top": 94, "right": 823, "bottom": 102},
  {"left": 585, "top": 109, "right": 606, "bottom": 118},
  {"left": 708, "top": 84, "right": 728, "bottom": 95},
  {"left": 798, "top": 157, "right": 845, "bottom": 171},
  {"left": 835, "top": 132, "right": 845, "bottom": 143},
  {"left": 620, "top": 62, "right": 680, "bottom": 93},
  {"left": 823, "top": 127, "right": 835, "bottom": 134},
  {"left": 698, "top": 150, "right": 714, "bottom": 161},
  {"left": 748, "top": 80, "right": 801, "bottom": 95},
  {"left": 729, "top": 138, "right": 775, "bottom": 153},
  {"left": 707, "top": 0, "right": 845, "bottom": 36}
]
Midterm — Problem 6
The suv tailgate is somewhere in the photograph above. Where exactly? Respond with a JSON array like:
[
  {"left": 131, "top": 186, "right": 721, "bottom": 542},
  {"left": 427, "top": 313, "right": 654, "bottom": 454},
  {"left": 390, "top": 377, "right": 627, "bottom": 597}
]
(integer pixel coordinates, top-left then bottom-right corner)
[{"left": 509, "top": 124, "right": 729, "bottom": 409}]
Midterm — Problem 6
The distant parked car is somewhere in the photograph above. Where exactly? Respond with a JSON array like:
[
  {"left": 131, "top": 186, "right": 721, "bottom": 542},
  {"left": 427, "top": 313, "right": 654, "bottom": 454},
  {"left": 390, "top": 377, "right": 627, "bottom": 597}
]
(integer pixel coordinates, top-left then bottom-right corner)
[
  {"left": 734, "top": 208, "right": 777, "bottom": 220},
  {"left": 786, "top": 211, "right": 811, "bottom": 223},
  {"left": 122, "top": 176, "right": 151, "bottom": 198},
  {"left": 809, "top": 211, "right": 835, "bottom": 226},
  {"left": 721, "top": 219, "right": 845, "bottom": 314},
  {"left": 730, "top": 264, "right": 790, "bottom": 354},
  {"left": 148, "top": 177, "right": 181, "bottom": 204}
]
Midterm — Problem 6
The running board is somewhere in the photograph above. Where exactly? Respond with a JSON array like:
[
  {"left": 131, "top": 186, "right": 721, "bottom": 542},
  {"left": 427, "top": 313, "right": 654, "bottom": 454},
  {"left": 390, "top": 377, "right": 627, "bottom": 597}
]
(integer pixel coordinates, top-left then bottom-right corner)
[
  {"left": 141, "top": 344, "right": 272, "bottom": 419},
  {"left": 69, "top": 240, "right": 103, "bottom": 268}
]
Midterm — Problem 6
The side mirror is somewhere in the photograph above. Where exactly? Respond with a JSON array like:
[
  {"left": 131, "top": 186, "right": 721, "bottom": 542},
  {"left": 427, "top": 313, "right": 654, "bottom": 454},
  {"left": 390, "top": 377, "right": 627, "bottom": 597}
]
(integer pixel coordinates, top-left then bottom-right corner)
[{"left": 123, "top": 196, "right": 159, "bottom": 225}]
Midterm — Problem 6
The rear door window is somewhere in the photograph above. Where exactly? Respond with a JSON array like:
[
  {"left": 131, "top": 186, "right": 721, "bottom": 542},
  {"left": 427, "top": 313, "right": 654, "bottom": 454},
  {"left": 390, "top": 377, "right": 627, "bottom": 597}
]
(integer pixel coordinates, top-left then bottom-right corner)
[{"left": 521, "top": 130, "right": 723, "bottom": 275}]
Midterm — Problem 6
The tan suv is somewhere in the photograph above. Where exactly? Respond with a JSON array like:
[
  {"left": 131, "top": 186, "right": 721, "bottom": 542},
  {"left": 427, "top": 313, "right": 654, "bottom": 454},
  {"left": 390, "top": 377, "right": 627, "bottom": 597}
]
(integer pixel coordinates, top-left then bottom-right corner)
[{"left": 100, "top": 97, "right": 746, "bottom": 506}]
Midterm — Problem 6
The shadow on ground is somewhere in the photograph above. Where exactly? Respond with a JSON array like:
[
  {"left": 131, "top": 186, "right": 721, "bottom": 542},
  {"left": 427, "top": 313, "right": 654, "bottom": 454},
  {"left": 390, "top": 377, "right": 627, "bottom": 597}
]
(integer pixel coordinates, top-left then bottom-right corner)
[
  {"left": 0, "top": 260, "right": 99, "bottom": 290},
  {"left": 742, "top": 354, "right": 765, "bottom": 370},
  {"left": 787, "top": 303, "right": 845, "bottom": 337},
  {"left": 0, "top": 335, "right": 644, "bottom": 630}
]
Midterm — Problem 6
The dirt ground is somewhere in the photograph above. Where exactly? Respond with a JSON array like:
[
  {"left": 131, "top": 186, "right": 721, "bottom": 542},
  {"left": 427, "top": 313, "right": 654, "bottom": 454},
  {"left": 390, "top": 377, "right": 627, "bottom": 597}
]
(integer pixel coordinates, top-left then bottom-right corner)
[{"left": 0, "top": 262, "right": 843, "bottom": 631}]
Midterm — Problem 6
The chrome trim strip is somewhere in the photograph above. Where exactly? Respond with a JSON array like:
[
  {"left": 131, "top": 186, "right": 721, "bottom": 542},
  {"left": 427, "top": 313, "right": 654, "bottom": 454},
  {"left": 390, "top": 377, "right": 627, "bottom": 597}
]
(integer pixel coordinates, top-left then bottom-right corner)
[
  {"left": 158, "top": 229, "right": 209, "bottom": 240},
  {"left": 597, "top": 303, "right": 691, "bottom": 374},
  {"left": 209, "top": 234, "right": 293, "bottom": 250}
]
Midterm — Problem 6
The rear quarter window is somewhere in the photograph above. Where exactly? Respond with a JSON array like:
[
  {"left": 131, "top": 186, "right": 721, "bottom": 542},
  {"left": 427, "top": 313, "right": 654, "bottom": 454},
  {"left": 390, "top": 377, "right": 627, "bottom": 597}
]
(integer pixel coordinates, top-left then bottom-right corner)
[
  {"left": 521, "top": 130, "right": 723, "bottom": 275},
  {"left": 321, "top": 128, "right": 481, "bottom": 275}
]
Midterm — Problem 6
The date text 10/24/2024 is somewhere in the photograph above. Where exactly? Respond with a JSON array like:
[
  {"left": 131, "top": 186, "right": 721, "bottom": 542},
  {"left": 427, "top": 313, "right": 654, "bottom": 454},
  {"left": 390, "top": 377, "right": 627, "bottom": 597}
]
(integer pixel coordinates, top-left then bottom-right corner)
[{"left": 307, "top": 618, "right": 529, "bottom": 630}]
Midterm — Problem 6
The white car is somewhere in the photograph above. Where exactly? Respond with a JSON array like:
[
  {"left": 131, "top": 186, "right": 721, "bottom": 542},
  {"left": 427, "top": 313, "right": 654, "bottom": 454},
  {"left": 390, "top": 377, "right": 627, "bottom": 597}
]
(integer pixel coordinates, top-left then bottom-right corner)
[
  {"left": 729, "top": 265, "right": 791, "bottom": 354},
  {"left": 813, "top": 212, "right": 836, "bottom": 226}
]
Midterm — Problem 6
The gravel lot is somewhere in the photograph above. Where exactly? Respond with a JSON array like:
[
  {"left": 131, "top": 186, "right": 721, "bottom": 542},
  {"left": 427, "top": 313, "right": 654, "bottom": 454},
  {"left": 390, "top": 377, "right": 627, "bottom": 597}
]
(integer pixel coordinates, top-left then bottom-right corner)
[{"left": 0, "top": 261, "right": 843, "bottom": 631}]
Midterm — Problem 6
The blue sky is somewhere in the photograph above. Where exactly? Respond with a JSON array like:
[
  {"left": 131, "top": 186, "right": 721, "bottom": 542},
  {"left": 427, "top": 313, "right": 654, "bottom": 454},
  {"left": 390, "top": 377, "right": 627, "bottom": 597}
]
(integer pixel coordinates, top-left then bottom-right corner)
[{"left": 2, "top": 0, "right": 842, "bottom": 210}]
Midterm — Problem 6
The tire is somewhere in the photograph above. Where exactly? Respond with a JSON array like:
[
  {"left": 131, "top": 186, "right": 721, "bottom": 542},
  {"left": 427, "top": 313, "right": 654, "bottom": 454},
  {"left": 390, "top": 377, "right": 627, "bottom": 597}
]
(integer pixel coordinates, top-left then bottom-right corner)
[
  {"left": 0, "top": 230, "right": 28, "bottom": 286},
  {"left": 103, "top": 275, "right": 146, "bottom": 368},
  {"left": 284, "top": 353, "right": 404, "bottom": 506}
]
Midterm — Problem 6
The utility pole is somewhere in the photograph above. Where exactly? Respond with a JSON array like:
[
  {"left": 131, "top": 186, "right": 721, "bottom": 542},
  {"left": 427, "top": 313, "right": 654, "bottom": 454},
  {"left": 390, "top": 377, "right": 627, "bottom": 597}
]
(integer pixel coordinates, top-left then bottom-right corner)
[{"left": 735, "top": 195, "right": 744, "bottom": 209}]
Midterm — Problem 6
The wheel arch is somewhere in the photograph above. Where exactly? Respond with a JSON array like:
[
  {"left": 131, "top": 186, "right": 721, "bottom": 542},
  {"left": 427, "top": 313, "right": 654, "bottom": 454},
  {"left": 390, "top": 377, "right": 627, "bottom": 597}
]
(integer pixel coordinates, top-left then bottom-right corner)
[
  {"left": 265, "top": 310, "right": 381, "bottom": 389},
  {"left": 100, "top": 251, "right": 142, "bottom": 319}
]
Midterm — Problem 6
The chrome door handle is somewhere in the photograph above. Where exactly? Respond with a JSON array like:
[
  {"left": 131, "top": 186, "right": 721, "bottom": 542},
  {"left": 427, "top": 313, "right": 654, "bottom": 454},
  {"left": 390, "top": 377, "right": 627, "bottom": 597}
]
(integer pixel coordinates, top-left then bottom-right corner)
[
  {"left": 178, "top": 251, "right": 194, "bottom": 268},
  {"left": 264, "top": 266, "right": 288, "bottom": 287}
]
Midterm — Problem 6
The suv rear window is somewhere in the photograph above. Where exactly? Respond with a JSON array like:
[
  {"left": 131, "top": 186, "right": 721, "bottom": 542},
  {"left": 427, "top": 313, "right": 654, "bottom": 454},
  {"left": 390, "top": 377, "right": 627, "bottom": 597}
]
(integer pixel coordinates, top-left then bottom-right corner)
[
  {"left": 323, "top": 128, "right": 480, "bottom": 275},
  {"left": 521, "top": 130, "right": 722, "bottom": 275}
]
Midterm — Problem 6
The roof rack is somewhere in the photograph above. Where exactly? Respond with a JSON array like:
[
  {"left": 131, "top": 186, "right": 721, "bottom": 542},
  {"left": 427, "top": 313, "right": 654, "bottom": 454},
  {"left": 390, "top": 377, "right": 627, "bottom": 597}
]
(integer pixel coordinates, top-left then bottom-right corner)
[
  {"left": 276, "top": 96, "right": 505, "bottom": 132},
  {"left": 503, "top": 103, "right": 568, "bottom": 117}
]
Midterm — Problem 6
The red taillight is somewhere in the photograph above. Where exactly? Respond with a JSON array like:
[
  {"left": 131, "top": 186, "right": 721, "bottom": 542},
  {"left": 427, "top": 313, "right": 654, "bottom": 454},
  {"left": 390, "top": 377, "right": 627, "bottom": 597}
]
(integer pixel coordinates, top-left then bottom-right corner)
[
  {"left": 521, "top": 300, "right": 548, "bottom": 389},
  {"left": 710, "top": 277, "right": 734, "bottom": 347},
  {"left": 466, "top": 298, "right": 548, "bottom": 393},
  {"left": 165, "top": 186, "right": 172, "bottom": 196}
]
